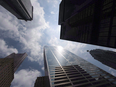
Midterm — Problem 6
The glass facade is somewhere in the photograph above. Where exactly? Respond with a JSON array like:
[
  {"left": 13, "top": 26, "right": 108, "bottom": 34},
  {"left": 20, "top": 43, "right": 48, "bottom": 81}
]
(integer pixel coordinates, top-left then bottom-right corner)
[
  {"left": 1, "top": 0, "right": 33, "bottom": 21},
  {"left": 44, "top": 46, "right": 116, "bottom": 87},
  {"left": 59, "top": 0, "right": 116, "bottom": 49},
  {"left": 89, "top": 49, "right": 116, "bottom": 70}
]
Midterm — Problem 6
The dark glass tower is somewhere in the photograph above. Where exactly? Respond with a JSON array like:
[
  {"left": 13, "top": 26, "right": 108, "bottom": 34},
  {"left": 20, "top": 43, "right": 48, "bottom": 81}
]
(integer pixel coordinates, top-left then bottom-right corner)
[
  {"left": 44, "top": 46, "right": 116, "bottom": 87},
  {"left": 59, "top": 0, "right": 116, "bottom": 49},
  {"left": 89, "top": 49, "right": 116, "bottom": 70},
  {"left": 0, "top": 0, "right": 33, "bottom": 21}
]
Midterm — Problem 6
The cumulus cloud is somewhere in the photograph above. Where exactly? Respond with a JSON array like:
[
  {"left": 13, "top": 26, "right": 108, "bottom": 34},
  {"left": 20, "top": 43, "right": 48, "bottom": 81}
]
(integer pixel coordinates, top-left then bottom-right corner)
[
  {"left": 0, "top": 0, "right": 49, "bottom": 64},
  {"left": 12, "top": 69, "right": 41, "bottom": 87},
  {"left": 49, "top": 37, "right": 59, "bottom": 46},
  {"left": 0, "top": 39, "right": 18, "bottom": 57},
  {"left": 25, "top": 0, "right": 49, "bottom": 29},
  {"left": 46, "top": 0, "right": 59, "bottom": 7},
  {"left": 65, "top": 42, "right": 87, "bottom": 54}
]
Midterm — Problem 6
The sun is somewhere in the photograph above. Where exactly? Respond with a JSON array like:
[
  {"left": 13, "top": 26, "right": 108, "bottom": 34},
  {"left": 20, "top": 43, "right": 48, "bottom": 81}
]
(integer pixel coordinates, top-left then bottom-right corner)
[{"left": 57, "top": 46, "right": 63, "bottom": 52}]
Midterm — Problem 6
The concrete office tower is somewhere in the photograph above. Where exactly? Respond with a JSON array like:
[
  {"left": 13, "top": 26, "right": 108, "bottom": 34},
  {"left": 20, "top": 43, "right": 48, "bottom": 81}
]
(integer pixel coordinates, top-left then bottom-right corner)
[
  {"left": 89, "top": 49, "right": 116, "bottom": 70},
  {"left": 0, "top": 0, "right": 33, "bottom": 21},
  {"left": 0, "top": 58, "right": 14, "bottom": 87},
  {"left": 34, "top": 76, "right": 50, "bottom": 87},
  {"left": 44, "top": 46, "right": 116, "bottom": 87},
  {"left": 59, "top": 0, "right": 116, "bottom": 49},
  {"left": 5, "top": 53, "right": 27, "bottom": 72},
  {"left": 0, "top": 53, "right": 27, "bottom": 87}
]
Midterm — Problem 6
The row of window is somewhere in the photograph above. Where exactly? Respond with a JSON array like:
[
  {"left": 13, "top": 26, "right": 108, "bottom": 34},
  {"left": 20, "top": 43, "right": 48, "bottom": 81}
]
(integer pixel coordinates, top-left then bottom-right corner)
[
  {"left": 102, "top": 8, "right": 112, "bottom": 14},
  {"left": 50, "top": 66, "right": 116, "bottom": 86},
  {"left": 103, "top": 0, "right": 113, "bottom": 5},
  {"left": 113, "top": 17, "right": 116, "bottom": 26},
  {"left": 102, "top": 2, "right": 113, "bottom": 10},
  {"left": 70, "top": 4, "right": 94, "bottom": 25}
]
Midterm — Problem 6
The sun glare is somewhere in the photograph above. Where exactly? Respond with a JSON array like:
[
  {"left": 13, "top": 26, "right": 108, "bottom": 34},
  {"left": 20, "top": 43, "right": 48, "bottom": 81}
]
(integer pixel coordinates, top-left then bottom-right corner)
[{"left": 57, "top": 46, "right": 63, "bottom": 52}]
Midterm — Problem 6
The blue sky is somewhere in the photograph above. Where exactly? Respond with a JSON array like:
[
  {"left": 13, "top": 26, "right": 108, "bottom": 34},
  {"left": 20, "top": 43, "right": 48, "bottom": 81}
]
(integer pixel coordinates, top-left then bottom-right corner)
[{"left": 0, "top": 0, "right": 116, "bottom": 87}]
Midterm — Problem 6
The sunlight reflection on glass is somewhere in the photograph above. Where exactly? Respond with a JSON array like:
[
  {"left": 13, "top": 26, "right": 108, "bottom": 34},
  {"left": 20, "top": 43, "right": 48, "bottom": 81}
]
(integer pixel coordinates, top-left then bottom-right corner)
[{"left": 57, "top": 46, "right": 63, "bottom": 53}]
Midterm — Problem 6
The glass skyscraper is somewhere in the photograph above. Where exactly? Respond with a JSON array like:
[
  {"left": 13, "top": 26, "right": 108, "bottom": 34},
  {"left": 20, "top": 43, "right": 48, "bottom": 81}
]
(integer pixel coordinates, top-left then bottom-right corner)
[
  {"left": 44, "top": 46, "right": 116, "bottom": 87},
  {"left": 59, "top": 0, "right": 116, "bottom": 49},
  {"left": 0, "top": 0, "right": 33, "bottom": 21},
  {"left": 89, "top": 49, "right": 116, "bottom": 70}
]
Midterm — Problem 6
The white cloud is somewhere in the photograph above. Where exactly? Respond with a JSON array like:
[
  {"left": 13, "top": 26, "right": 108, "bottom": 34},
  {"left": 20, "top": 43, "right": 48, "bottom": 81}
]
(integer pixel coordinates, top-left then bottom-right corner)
[
  {"left": 25, "top": 0, "right": 49, "bottom": 29},
  {"left": 0, "top": 39, "right": 18, "bottom": 57},
  {"left": 12, "top": 69, "right": 41, "bottom": 87},
  {"left": 46, "top": 0, "right": 59, "bottom": 7},
  {"left": 51, "top": 11, "right": 55, "bottom": 14},
  {"left": 65, "top": 42, "right": 87, "bottom": 54},
  {"left": 42, "top": 67, "right": 44, "bottom": 71},
  {"left": 0, "top": 0, "right": 49, "bottom": 64},
  {"left": 49, "top": 37, "right": 59, "bottom": 46}
]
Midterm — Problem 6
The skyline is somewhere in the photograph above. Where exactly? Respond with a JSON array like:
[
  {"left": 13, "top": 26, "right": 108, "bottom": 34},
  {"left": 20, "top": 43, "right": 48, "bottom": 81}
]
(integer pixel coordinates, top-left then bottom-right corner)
[{"left": 0, "top": 0, "right": 116, "bottom": 87}]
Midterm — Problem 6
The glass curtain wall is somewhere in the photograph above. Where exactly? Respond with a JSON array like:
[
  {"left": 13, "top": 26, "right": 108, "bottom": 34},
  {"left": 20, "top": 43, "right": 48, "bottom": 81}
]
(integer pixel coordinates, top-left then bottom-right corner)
[{"left": 44, "top": 46, "right": 116, "bottom": 87}]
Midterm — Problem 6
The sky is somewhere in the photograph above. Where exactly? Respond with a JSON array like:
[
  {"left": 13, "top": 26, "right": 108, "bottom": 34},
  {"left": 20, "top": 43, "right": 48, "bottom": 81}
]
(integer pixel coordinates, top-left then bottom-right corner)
[{"left": 0, "top": 0, "right": 116, "bottom": 87}]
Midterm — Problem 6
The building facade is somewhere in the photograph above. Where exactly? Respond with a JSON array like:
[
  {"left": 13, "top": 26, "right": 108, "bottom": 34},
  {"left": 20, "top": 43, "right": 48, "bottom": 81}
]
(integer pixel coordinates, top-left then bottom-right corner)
[
  {"left": 59, "top": 0, "right": 116, "bottom": 49},
  {"left": 44, "top": 46, "right": 116, "bottom": 87},
  {"left": 34, "top": 76, "right": 50, "bottom": 87},
  {"left": 89, "top": 49, "right": 116, "bottom": 70},
  {"left": 5, "top": 53, "right": 27, "bottom": 72},
  {"left": 0, "top": 58, "right": 14, "bottom": 87},
  {"left": 0, "top": 53, "right": 27, "bottom": 87},
  {"left": 0, "top": 0, "right": 33, "bottom": 21}
]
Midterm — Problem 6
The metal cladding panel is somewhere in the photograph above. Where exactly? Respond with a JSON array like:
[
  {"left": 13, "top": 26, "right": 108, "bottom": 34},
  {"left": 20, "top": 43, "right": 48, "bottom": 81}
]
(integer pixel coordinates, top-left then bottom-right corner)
[{"left": 20, "top": 0, "right": 33, "bottom": 19}]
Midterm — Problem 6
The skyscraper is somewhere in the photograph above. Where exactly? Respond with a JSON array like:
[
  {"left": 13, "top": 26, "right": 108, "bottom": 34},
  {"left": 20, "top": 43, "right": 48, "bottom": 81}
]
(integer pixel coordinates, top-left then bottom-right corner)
[
  {"left": 89, "top": 49, "right": 116, "bottom": 70},
  {"left": 59, "top": 0, "right": 116, "bottom": 49},
  {"left": 34, "top": 76, "right": 50, "bottom": 87},
  {"left": 43, "top": 46, "right": 116, "bottom": 87},
  {"left": 5, "top": 53, "right": 27, "bottom": 72},
  {"left": 0, "top": 0, "right": 33, "bottom": 21},
  {"left": 0, "top": 58, "right": 14, "bottom": 87},
  {"left": 0, "top": 53, "right": 27, "bottom": 87}
]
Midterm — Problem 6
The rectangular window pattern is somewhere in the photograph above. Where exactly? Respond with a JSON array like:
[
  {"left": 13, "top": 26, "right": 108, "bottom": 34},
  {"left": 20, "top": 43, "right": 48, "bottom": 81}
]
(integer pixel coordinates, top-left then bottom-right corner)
[
  {"left": 44, "top": 46, "right": 116, "bottom": 87},
  {"left": 0, "top": 58, "right": 14, "bottom": 87}
]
